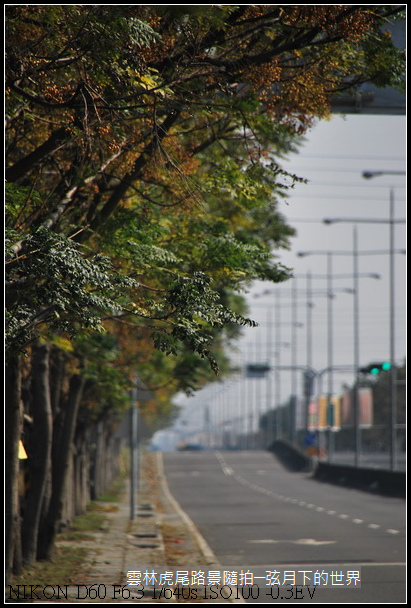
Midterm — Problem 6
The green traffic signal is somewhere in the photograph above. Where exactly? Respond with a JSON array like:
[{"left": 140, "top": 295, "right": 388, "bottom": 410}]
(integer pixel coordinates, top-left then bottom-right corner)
[{"left": 360, "top": 361, "right": 392, "bottom": 375}]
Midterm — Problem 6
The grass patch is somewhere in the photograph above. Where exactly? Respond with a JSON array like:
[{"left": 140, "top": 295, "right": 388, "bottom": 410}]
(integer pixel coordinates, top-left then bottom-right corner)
[
  {"left": 98, "top": 474, "right": 127, "bottom": 503},
  {"left": 59, "top": 510, "right": 106, "bottom": 542},
  {"left": 7, "top": 503, "right": 108, "bottom": 592},
  {"left": 7, "top": 467, "right": 129, "bottom": 595},
  {"left": 7, "top": 545, "right": 89, "bottom": 590},
  {"left": 93, "top": 455, "right": 128, "bottom": 503},
  {"left": 73, "top": 510, "right": 106, "bottom": 531}
]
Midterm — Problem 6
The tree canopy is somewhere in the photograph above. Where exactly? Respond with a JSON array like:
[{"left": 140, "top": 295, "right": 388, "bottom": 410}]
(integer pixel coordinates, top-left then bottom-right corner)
[
  {"left": 6, "top": 5, "right": 405, "bottom": 386},
  {"left": 5, "top": 4, "right": 406, "bottom": 580}
]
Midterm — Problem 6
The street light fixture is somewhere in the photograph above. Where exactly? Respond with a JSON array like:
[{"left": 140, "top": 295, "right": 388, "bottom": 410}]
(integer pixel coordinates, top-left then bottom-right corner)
[
  {"left": 324, "top": 217, "right": 405, "bottom": 225},
  {"left": 298, "top": 252, "right": 340, "bottom": 458},
  {"left": 297, "top": 246, "right": 383, "bottom": 464},
  {"left": 255, "top": 278, "right": 355, "bottom": 436},
  {"left": 360, "top": 169, "right": 405, "bottom": 471},
  {"left": 322, "top": 168, "right": 405, "bottom": 470},
  {"left": 362, "top": 170, "right": 406, "bottom": 179}
]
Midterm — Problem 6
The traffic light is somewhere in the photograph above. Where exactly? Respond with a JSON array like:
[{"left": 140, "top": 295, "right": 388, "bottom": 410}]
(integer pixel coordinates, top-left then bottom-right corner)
[
  {"left": 246, "top": 363, "right": 271, "bottom": 377},
  {"left": 303, "top": 369, "right": 316, "bottom": 396},
  {"left": 359, "top": 361, "right": 392, "bottom": 375}
]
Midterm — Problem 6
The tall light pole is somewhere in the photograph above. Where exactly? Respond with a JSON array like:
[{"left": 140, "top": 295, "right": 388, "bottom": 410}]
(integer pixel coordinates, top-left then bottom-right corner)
[
  {"left": 353, "top": 227, "right": 360, "bottom": 467},
  {"left": 297, "top": 247, "right": 384, "bottom": 465},
  {"left": 362, "top": 169, "right": 405, "bottom": 470},
  {"left": 324, "top": 168, "right": 405, "bottom": 469},
  {"left": 297, "top": 253, "right": 335, "bottom": 454},
  {"left": 255, "top": 280, "right": 355, "bottom": 441},
  {"left": 130, "top": 380, "right": 138, "bottom": 520}
]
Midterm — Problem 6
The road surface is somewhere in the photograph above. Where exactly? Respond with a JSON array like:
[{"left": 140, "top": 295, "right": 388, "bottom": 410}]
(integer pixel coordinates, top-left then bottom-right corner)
[{"left": 162, "top": 450, "right": 406, "bottom": 603}]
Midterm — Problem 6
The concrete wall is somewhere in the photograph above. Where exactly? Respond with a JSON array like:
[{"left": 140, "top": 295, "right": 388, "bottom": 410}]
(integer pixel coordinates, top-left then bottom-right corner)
[
  {"left": 267, "top": 440, "right": 405, "bottom": 498},
  {"left": 313, "top": 461, "right": 405, "bottom": 498}
]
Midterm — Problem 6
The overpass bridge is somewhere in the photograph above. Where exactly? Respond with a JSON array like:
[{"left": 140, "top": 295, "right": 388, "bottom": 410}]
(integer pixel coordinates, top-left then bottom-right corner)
[{"left": 331, "top": 19, "right": 405, "bottom": 116}]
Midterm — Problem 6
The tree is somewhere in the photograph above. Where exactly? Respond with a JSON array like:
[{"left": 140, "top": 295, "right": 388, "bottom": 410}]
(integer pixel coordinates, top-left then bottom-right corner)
[
  {"left": 5, "top": 5, "right": 406, "bottom": 577},
  {"left": 6, "top": 5, "right": 405, "bottom": 355}
]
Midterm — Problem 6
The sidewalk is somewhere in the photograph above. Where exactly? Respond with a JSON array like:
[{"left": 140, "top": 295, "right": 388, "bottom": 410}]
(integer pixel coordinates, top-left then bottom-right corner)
[{"left": 29, "top": 451, "right": 239, "bottom": 603}]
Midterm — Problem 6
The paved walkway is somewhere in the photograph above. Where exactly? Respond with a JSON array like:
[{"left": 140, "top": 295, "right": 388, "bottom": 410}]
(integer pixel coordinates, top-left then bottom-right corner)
[{"left": 27, "top": 451, "right": 239, "bottom": 603}]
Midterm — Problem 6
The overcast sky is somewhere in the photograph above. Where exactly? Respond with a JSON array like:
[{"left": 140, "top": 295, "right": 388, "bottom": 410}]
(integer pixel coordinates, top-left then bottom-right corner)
[
  {"left": 239, "top": 113, "right": 406, "bottom": 387},
  {"left": 165, "top": 112, "right": 406, "bottom": 445}
]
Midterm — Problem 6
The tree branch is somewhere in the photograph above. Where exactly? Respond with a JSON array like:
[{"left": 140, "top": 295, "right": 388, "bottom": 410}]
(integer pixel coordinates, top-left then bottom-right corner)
[
  {"left": 5, "top": 127, "right": 71, "bottom": 182},
  {"left": 82, "top": 110, "right": 181, "bottom": 238}
]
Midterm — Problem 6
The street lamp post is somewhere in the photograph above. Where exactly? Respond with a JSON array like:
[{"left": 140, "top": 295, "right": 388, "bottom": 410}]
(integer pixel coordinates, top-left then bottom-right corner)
[
  {"left": 298, "top": 253, "right": 336, "bottom": 458},
  {"left": 353, "top": 227, "right": 360, "bottom": 467},
  {"left": 362, "top": 170, "right": 403, "bottom": 470},
  {"left": 246, "top": 336, "right": 291, "bottom": 447},
  {"left": 130, "top": 381, "right": 138, "bottom": 520},
  {"left": 255, "top": 281, "right": 355, "bottom": 441},
  {"left": 285, "top": 272, "right": 381, "bottom": 433},
  {"left": 389, "top": 188, "right": 397, "bottom": 470},
  {"left": 324, "top": 168, "right": 405, "bottom": 470},
  {"left": 297, "top": 248, "right": 384, "bottom": 465}
]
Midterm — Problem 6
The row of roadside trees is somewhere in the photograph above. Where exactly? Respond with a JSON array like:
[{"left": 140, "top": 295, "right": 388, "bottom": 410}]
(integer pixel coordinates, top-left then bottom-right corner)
[{"left": 5, "top": 5, "right": 405, "bottom": 582}]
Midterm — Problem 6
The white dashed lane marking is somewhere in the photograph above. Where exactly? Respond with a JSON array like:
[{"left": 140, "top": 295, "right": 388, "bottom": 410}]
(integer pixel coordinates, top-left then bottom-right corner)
[{"left": 215, "top": 451, "right": 402, "bottom": 537}]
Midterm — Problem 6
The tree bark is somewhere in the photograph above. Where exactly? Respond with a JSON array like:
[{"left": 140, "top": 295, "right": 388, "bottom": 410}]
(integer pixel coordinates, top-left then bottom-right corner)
[
  {"left": 37, "top": 370, "right": 85, "bottom": 560},
  {"left": 5, "top": 354, "right": 22, "bottom": 583},
  {"left": 21, "top": 343, "right": 53, "bottom": 565}
]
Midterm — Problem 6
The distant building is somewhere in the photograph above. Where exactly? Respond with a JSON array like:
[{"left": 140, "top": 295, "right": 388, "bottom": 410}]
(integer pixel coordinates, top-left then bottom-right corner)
[{"left": 330, "top": 83, "right": 405, "bottom": 116}]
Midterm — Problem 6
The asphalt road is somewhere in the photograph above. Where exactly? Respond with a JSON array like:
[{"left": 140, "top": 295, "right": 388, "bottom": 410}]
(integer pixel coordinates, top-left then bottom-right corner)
[{"left": 162, "top": 450, "right": 406, "bottom": 604}]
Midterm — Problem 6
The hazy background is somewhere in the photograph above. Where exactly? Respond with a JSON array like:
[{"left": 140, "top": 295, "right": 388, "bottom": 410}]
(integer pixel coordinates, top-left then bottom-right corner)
[
  {"left": 158, "top": 112, "right": 406, "bottom": 447},
  {"left": 238, "top": 113, "right": 406, "bottom": 393}
]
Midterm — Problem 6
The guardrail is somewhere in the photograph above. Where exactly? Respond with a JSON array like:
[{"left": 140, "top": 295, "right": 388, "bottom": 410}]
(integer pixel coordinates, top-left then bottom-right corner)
[
  {"left": 267, "top": 440, "right": 405, "bottom": 498},
  {"left": 313, "top": 461, "right": 405, "bottom": 498}
]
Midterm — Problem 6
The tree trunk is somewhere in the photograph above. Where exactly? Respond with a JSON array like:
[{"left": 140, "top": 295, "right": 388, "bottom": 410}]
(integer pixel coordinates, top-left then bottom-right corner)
[
  {"left": 74, "top": 425, "right": 91, "bottom": 514},
  {"left": 36, "top": 347, "right": 65, "bottom": 560},
  {"left": 21, "top": 343, "right": 53, "bottom": 565},
  {"left": 91, "top": 421, "right": 104, "bottom": 499},
  {"left": 37, "top": 370, "right": 85, "bottom": 560},
  {"left": 49, "top": 348, "right": 65, "bottom": 415},
  {"left": 5, "top": 354, "right": 22, "bottom": 583}
]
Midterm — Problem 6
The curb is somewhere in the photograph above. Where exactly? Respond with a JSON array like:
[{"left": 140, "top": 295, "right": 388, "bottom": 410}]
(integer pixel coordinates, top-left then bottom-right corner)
[
  {"left": 156, "top": 452, "right": 246, "bottom": 604},
  {"left": 156, "top": 452, "right": 219, "bottom": 568}
]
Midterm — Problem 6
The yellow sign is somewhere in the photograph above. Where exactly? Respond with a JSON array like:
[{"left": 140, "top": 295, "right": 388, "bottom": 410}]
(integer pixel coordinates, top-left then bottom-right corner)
[
  {"left": 317, "top": 395, "right": 327, "bottom": 429},
  {"left": 330, "top": 395, "right": 341, "bottom": 430},
  {"left": 18, "top": 440, "right": 28, "bottom": 459},
  {"left": 317, "top": 395, "right": 341, "bottom": 430}
]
